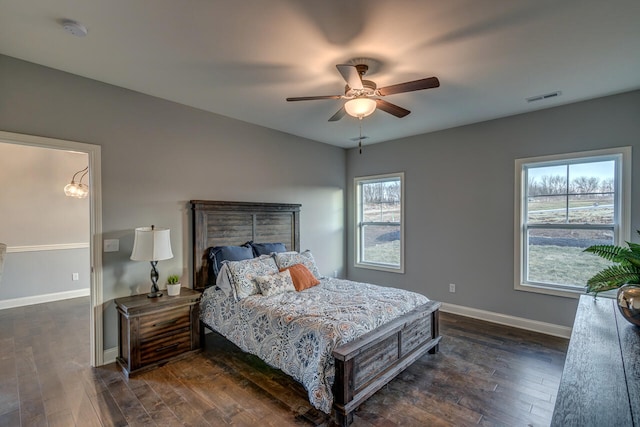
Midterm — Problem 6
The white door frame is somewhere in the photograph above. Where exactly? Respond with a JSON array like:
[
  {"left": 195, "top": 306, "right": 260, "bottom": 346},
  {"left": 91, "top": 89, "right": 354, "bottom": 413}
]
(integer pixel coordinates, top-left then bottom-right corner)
[{"left": 0, "top": 130, "right": 103, "bottom": 367}]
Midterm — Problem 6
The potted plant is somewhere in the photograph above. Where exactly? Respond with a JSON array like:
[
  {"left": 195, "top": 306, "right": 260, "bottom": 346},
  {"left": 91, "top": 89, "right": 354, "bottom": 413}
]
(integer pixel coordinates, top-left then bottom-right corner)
[
  {"left": 585, "top": 230, "right": 640, "bottom": 325},
  {"left": 166, "top": 274, "right": 181, "bottom": 296}
]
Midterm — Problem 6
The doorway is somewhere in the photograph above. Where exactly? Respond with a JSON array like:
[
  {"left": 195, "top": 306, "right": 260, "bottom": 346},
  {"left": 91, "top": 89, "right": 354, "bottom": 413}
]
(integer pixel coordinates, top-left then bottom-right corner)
[{"left": 0, "top": 130, "right": 103, "bottom": 366}]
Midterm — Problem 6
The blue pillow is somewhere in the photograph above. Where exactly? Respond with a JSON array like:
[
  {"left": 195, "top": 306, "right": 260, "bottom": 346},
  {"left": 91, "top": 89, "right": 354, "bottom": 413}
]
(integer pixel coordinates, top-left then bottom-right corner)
[
  {"left": 207, "top": 245, "right": 254, "bottom": 279},
  {"left": 250, "top": 242, "right": 287, "bottom": 256}
]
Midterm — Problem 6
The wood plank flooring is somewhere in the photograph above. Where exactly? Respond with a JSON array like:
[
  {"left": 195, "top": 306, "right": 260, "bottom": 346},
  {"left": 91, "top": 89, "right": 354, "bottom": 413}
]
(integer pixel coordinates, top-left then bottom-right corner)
[{"left": 0, "top": 297, "right": 568, "bottom": 426}]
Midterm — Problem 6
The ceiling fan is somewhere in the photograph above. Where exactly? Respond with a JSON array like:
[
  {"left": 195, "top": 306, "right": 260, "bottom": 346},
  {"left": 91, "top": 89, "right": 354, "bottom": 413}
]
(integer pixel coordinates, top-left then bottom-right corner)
[{"left": 286, "top": 63, "right": 440, "bottom": 121}]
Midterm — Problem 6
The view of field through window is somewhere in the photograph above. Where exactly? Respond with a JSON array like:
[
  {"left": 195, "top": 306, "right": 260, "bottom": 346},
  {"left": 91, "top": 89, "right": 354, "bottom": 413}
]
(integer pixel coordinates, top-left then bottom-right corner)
[
  {"left": 525, "top": 160, "right": 615, "bottom": 287},
  {"left": 360, "top": 178, "right": 401, "bottom": 267}
]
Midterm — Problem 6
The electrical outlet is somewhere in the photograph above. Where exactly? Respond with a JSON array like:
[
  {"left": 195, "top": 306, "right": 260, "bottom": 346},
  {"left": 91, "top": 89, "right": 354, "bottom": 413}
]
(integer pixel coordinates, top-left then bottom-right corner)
[
  {"left": 449, "top": 283, "right": 456, "bottom": 293},
  {"left": 72, "top": 273, "right": 79, "bottom": 281}
]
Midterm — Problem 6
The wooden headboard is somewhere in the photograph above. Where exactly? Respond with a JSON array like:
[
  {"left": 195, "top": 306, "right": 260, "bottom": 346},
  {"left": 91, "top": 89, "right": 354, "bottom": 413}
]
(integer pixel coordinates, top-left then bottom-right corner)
[{"left": 190, "top": 200, "right": 301, "bottom": 291}]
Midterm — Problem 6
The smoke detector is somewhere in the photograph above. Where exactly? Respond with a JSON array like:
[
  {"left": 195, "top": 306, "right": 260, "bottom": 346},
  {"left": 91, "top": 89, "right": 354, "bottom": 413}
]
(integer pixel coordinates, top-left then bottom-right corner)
[{"left": 61, "top": 19, "right": 88, "bottom": 37}]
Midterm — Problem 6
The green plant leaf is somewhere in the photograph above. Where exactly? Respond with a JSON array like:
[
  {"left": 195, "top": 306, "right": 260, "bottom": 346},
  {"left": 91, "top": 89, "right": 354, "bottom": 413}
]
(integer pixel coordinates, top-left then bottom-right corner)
[
  {"left": 584, "top": 245, "right": 628, "bottom": 261},
  {"left": 627, "top": 242, "right": 640, "bottom": 251},
  {"left": 586, "top": 265, "right": 640, "bottom": 294},
  {"left": 584, "top": 231, "right": 640, "bottom": 296}
]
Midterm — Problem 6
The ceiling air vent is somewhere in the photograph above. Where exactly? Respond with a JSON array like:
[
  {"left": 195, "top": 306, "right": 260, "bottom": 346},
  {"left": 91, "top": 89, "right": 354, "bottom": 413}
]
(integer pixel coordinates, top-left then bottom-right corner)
[{"left": 526, "top": 91, "right": 562, "bottom": 103}]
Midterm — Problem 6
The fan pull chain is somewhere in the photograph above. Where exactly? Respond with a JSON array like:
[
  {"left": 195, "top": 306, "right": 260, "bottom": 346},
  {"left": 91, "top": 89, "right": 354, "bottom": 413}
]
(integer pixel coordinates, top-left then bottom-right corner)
[{"left": 359, "top": 118, "right": 363, "bottom": 154}]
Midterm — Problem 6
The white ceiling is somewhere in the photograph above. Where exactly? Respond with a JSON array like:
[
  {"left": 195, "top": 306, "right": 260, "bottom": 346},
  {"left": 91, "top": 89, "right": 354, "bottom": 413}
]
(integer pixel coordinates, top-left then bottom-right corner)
[{"left": 1, "top": 0, "right": 639, "bottom": 148}]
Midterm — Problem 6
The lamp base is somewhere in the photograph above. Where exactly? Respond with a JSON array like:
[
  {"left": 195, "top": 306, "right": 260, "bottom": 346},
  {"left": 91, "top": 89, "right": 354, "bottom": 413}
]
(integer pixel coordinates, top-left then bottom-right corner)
[{"left": 147, "top": 260, "right": 163, "bottom": 298}]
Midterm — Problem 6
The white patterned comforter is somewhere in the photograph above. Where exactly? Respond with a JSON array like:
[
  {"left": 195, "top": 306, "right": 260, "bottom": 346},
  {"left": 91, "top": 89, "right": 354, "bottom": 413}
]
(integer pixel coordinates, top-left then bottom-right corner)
[{"left": 200, "top": 277, "right": 429, "bottom": 413}]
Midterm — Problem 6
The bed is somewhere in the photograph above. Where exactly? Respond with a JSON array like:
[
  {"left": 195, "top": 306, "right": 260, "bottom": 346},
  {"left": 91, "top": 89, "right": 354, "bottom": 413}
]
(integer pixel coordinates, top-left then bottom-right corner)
[{"left": 191, "top": 200, "right": 441, "bottom": 426}]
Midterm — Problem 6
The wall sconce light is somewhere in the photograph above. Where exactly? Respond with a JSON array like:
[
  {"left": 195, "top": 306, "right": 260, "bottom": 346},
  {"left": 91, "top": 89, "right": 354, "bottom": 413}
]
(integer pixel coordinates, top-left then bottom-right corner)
[
  {"left": 344, "top": 97, "right": 377, "bottom": 119},
  {"left": 64, "top": 166, "right": 89, "bottom": 198},
  {"left": 130, "top": 225, "right": 173, "bottom": 298}
]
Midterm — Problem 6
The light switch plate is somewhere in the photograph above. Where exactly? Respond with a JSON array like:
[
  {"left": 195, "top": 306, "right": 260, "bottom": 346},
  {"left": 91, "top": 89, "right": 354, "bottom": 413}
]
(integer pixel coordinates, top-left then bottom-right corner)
[{"left": 104, "top": 239, "right": 119, "bottom": 252}]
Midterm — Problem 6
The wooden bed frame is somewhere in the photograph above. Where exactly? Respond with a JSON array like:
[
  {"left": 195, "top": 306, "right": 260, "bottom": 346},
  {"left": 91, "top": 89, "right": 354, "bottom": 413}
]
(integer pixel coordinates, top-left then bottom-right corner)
[{"left": 190, "top": 200, "right": 441, "bottom": 426}]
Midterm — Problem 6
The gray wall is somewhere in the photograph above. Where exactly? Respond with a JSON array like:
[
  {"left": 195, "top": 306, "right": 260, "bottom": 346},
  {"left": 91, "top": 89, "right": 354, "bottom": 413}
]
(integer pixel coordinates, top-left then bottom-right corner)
[
  {"left": 347, "top": 90, "right": 640, "bottom": 327},
  {"left": 2, "top": 248, "right": 90, "bottom": 299},
  {"left": 0, "top": 55, "right": 346, "bottom": 349}
]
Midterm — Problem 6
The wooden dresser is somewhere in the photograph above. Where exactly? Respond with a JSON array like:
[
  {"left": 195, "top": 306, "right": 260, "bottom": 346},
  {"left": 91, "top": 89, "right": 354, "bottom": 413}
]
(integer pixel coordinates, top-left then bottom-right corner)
[
  {"left": 115, "top": 288, "right": 201, "bottom": 377},
  {"left": 551, "top": 295, "right": 640, "bottom": 426}
]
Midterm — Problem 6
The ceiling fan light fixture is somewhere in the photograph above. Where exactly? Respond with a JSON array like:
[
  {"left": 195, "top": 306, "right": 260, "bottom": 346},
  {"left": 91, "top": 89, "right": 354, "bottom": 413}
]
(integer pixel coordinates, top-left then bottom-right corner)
[{"left": 344, "top": 98, "right": 376, "bottom": 118}]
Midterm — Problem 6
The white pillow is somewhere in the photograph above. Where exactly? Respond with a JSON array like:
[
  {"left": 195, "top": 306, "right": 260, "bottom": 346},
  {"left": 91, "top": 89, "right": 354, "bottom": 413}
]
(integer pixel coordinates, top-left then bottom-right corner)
[
  {"left": 226, "top": 255, "right": 279, "bottom": 299},
  {"left": 255, "top": 269, "right": 295, "bottom": 297},
  {"left": 273, "top": 250, "right": 321, "bottom": 279}
]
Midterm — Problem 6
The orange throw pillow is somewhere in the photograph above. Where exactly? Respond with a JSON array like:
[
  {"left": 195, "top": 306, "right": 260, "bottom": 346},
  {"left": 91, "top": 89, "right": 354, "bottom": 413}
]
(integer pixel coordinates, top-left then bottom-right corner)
[{"left": 281, "top": 263, "right": 320, "bottom": 291}]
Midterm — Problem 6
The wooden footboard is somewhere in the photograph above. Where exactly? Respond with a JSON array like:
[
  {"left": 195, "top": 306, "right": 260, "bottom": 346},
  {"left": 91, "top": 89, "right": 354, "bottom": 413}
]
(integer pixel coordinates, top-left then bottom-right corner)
[{"left": 332, "top": 300, "right": 442, "bottom": 426}]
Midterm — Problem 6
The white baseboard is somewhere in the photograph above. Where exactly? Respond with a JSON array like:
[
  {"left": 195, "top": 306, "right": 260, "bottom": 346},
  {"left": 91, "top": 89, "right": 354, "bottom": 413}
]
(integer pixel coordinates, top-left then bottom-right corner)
[
  {"left": 440, "top": 302, "right": 572, "bottom": 339},
  {"left": 103, "top": 347, "right": 118, "bottom": 365},
  {"left": 0, "top": 288, "right": 90, "bottom": 310}
]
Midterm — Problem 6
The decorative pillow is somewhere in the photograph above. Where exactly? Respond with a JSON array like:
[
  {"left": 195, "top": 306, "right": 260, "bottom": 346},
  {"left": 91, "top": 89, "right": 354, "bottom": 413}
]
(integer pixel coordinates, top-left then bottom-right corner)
[
  {"left": 215, "top": 263, "right": 233, "bottom": 296},
  {"left": 250, "top": 242, "right": 287, "bottom": 257},
  {"left": 281, "top": 263, "right": 320, "bottom": 291},
  {"left": 226, "top": 255, "right": 279, "bottom": 299},
  {"left": 255, "top": 269, "right": 295, "bottom": 297},
  {"left": 208, "top": 245, "right": 254, "bottom": 279},
  {"left": 274, "top": 250, "right": 321, "bottom": 279}
]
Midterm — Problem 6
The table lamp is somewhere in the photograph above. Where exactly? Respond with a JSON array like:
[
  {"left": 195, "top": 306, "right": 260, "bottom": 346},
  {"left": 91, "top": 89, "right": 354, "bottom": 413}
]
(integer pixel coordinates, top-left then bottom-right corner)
[{"left": 130, "top": 225, "right": 173, "bottom": 298}]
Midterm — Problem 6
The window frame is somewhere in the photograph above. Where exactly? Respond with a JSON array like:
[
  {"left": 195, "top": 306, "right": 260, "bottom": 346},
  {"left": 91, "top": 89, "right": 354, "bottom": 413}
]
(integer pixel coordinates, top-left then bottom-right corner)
[
  {"left": 514, "top": 147, "right": 631, "bottom": 298},
  {"left": 354, "top": 172, "right": 405, "bottom": 273}
]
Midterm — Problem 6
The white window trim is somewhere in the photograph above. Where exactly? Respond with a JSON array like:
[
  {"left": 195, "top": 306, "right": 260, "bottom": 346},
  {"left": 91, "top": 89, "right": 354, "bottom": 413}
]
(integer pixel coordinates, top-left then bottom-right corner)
[
  {"left": 355, "top": 172, "right": 405, "bottom": 274},
  {"left": 514, "top": 147, "right": 631, "bottom": 298}
]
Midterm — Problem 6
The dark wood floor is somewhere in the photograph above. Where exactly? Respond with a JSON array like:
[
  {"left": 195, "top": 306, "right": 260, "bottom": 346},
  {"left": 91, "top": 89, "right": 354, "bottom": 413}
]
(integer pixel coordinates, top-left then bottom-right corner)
[{"left": 0, "top": 297, "right": 568, "bottom": 426}]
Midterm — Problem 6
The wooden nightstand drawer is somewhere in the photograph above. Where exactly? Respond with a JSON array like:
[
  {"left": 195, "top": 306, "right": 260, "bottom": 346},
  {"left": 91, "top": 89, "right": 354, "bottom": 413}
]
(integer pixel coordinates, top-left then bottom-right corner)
[
  {"left": 115, "top": 289, "right": 201, "bottom": 377},
  {"left": 139, "top": 306, "right": 190, "bottom": 339},
  {"left": 140, "top": 330, "right": 192, "bottom": 365}
]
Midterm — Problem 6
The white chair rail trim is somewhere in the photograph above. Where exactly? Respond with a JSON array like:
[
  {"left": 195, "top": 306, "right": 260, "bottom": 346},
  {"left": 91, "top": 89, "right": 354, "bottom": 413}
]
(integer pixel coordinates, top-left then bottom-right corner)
[{"left": 7, "top": 243, "right": 90, "bottom": 253}]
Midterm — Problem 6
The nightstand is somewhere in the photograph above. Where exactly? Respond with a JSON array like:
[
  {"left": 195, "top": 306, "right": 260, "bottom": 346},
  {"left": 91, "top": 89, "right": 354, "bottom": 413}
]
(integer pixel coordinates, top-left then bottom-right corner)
[{"left": 115, "top": 288, "right": 201, "bottom": 377}]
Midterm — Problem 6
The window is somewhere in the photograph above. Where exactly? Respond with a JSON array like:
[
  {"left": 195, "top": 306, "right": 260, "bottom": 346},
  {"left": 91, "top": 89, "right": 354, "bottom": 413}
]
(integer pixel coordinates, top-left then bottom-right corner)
[
  {"left": 355, "top": 173, "right": 404, "bottom": 273},
  {"left": 515, "top": 147, "right": 631, "bottom": 297}
]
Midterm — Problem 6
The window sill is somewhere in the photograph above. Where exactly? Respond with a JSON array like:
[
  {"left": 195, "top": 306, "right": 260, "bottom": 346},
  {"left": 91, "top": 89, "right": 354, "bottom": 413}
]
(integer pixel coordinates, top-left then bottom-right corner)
[
  {"left": 515, "top": 282, "right": 618, "bottom": 299},
  {"left": 515, "top": 282, "right": 583, "bottom": 299},
  {"left": 355, "top": 263, "right": 404, "bottom": 274}
]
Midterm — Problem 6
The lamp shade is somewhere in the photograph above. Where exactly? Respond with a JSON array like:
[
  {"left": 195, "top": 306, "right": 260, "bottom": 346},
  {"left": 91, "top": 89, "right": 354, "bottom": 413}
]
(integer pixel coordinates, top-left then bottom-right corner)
[
  {"left": 130, "top": 226, "right": 173, "bottom": 262},
  {"left": 344, "top": 98, "right": 377, "bottom": 118}
]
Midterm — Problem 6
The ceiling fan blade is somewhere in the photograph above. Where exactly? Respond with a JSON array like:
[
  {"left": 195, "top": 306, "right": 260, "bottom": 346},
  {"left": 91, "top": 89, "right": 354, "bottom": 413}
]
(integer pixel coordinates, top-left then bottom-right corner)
[
  {"left": 328, "top": 106, "right": 346, "bottom": 122},
  {"left": 378, "top": 77, "right": 440, "bottom": 96},
  {"left": 286, "top": 95, "right": 342, "bottom": 102},
  {"left": 336, "top": 64, "right": 363, "bottom": 90},
  {"left": 376, "top": 99, "right": 411, "bottom": 118}
]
